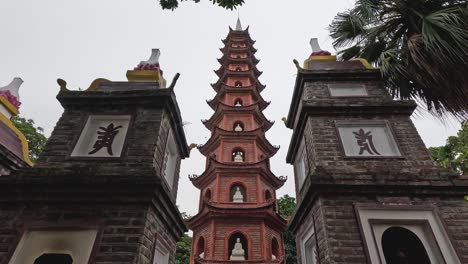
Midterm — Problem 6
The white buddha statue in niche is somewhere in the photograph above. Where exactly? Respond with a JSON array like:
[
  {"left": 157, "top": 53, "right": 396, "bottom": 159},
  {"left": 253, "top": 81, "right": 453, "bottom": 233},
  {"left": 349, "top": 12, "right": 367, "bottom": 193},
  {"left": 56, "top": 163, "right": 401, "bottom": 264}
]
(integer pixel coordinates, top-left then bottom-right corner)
[
  {"left": 234, "top": 123, "right": 243, "bottom": 132},
  {"left": 230, "top": 238, "right": 246, "bottom": 260},
  {"left": 232, "top": 187, "right": 244, "bottom": 203},
  {"left": 233, "top": 152, "right": 244, "bottom": 162}
]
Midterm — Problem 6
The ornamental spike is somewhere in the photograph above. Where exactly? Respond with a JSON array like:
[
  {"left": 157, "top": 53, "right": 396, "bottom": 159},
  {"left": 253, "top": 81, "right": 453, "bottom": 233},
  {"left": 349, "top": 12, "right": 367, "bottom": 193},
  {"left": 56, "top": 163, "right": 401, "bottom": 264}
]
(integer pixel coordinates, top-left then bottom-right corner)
[
  {"left": 0, "top": 77, "right": 23, "bottom": 101},
  {"left": 309, "top": 38, "right": 322, "bottom": 53},
  {"left": 235, "top": 18, "right": 242, "bottom": 31},
  {"left": 140, "top": 48, "right": 160, "bottom": 65},
  {"left": 0, "top": 77, "right": 23, "bottom": 109}
]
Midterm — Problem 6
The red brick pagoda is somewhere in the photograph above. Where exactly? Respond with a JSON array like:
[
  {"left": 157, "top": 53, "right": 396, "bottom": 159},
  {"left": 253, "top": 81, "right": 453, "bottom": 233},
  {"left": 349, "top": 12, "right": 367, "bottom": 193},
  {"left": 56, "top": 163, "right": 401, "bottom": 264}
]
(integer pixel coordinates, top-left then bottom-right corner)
[{"left": 187, "top": 20, "right": 287, "bottom": 264}]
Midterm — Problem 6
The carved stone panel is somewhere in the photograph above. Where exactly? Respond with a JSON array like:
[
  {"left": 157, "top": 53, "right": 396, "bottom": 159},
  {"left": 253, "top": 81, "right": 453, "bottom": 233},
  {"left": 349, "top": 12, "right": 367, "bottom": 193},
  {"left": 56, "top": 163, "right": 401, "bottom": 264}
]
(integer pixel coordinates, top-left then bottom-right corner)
[
  {"left": 71, "top": 115, "right": 131, "bottom": 158},
  {"left": 328, "top": 83, "right": 368, "bottom": 97},
  {"left": 336, "top": 121, "right": 401, "bottom": 157}
]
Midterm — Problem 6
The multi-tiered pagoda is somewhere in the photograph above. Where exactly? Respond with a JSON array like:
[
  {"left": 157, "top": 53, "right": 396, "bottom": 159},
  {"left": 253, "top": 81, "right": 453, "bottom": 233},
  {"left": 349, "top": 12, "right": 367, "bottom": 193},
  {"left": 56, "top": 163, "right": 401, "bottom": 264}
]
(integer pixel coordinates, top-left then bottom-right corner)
[{"left": 187, "top": 20, "right": 287, "bottom": 264}]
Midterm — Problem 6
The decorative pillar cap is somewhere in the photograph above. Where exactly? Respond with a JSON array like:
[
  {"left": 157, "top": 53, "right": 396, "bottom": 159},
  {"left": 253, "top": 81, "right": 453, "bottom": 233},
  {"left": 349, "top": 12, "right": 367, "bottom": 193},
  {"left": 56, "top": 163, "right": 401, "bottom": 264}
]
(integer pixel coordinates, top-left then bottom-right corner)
[
  {"left": 126, "top": 49, "right": 167, "bottom": 87},
  {"left": 0, "top": 77, "right": 23, "bottom": 117}
]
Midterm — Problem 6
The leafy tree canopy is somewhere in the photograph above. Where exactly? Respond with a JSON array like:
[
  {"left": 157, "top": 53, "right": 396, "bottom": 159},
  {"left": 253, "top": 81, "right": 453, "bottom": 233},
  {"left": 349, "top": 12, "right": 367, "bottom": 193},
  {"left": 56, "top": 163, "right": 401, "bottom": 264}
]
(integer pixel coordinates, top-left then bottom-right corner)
[
  {"left": 329, "top": 0, "right": 468, "bottom": 119},
  {"left": 278, "top": 194, "right": 296, "bottom": 217},
  {"left": 429, "top": 122, "right": 468, "bottom": 175},
  {"left": 175, "top": 233, "right": 192, "bottom": 264},
  {"left": 159, "top": 0, "right": 244, "bottom": 10},
  {"left": 11, "top": 116, "right": 47, "bottom": 162},
  {"left": 278, "top": 194, "right": 297, "bottom": 264}
]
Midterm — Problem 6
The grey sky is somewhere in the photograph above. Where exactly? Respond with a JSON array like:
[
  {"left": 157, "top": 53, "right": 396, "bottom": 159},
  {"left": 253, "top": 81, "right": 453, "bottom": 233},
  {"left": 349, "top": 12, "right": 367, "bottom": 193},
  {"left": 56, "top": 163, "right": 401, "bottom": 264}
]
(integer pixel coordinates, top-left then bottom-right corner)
[{"left": 1, "top": 0, "right": 461, "bottom": 216}]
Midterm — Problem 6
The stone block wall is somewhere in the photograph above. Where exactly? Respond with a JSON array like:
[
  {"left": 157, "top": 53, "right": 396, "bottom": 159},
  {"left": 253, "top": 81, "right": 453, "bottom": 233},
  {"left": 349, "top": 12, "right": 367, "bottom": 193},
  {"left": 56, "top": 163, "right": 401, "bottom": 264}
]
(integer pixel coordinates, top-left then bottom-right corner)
[
  {"left": 295, "top": 113, "right": 453, "bottom": 203},
  {"left": 0, "top": 203, "right": 177, "bottom": 264},
  {"left": 294, "top": 194, "right": 468, "bottom": 264}
]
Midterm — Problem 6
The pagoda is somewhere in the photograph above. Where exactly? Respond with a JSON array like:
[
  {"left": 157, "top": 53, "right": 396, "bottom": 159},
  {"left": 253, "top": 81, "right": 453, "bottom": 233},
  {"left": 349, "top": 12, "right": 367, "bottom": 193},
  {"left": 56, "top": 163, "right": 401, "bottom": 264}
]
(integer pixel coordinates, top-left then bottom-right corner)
[{"left": 187, "top": 20, "right": 288, "bottom": 263}]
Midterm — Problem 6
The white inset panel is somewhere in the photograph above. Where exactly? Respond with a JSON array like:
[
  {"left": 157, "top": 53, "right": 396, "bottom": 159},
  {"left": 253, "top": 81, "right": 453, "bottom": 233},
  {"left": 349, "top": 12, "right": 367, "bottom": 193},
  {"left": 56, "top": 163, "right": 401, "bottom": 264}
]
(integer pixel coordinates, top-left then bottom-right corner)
[
  {"left": 300, "top": 219, "right": 317, "bottom": 264},
  {"left": 336, "top": 122, "right": 401, "bottom": 157},
  {"left": 8, "top": 229, "right": 98, "bottom": 264},
  {"left": 328, "top": 83, "right": 368, "bottom": 97},
  {"left": 294, "top": 137, "right": 307, "bottom": 189},
  {"left": 153, "top": 240, "right": 170, "bottom": 264},
  {"left": 162, "top": 129, "right": 180, "bottom": 190},
  {"left": 71, "top": 115, "right": 131, "bottom": 158}
]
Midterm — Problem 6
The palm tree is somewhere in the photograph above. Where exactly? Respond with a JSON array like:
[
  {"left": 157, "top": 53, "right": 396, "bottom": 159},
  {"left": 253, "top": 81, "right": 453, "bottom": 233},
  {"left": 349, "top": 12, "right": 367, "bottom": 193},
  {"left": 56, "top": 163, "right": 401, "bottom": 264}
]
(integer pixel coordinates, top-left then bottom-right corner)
[{"left": 329, "top": 0, "right": 468, "bottom": 119}]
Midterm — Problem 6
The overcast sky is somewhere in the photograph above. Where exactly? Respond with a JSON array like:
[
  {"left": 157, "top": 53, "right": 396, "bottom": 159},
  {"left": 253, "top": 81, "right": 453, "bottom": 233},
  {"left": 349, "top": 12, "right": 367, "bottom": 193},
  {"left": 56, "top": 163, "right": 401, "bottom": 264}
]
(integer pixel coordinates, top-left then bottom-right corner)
[{"left": 1, "top": 0, "right": 462, "bottom": 216}]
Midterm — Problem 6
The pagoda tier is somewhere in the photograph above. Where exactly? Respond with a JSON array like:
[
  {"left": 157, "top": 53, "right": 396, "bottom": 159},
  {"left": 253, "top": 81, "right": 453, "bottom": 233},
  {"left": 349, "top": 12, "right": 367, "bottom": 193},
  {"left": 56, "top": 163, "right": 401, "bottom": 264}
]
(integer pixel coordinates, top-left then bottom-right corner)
[
  {"left": 197, "top": 126, "right": 279, "bottom": 157},
  {"left": 207, "top": 84, "right": 270, "bottom": 111},
  {"left": 220, "top": 45, "right": 257, "bottom": 55},
  {"left": 217, "top": 55, "right": 260, "bottom": 69},
  {"left": 189, "top": 22, "right": 286, "bottom": 264},
  {"left": 189, "top": 158, "right": 286, "bottom": 190},
  {"left": 211, "top": 69, "right": 266, "bottom": 93},
  {"left": 187, "top": 200, "right": 287, "bottom": 231},
  {"left": 201, "top": 102, "right": 274, "bottom": 131},
  {"left": 222, "top": 27, "right": 256, "bottom": 44},
  {"left": 214, "top": 65, "right": 262, "bottom": 78}
]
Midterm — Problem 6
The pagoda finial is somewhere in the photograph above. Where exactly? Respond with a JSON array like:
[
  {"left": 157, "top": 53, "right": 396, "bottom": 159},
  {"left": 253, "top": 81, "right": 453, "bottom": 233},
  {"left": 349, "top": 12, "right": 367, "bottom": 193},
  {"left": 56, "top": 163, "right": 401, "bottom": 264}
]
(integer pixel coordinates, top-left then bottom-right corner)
[
  {"left": 126, "top": 49, "right": 167, "bottom": 87},
  {"left": 140, "top": 48, "right": 161, "bottom": 66},
  {"left": 0, "top": 77, "right": 23, "bottom": 117},
  {"left": 235, "top": 18, "right": 242, "bottom": 31},
  {"left": 309, "top": 38, "right": 331, "bottom": 56},
  {"left": 310, "top": 38, "right": 322, "bottom": 53}
]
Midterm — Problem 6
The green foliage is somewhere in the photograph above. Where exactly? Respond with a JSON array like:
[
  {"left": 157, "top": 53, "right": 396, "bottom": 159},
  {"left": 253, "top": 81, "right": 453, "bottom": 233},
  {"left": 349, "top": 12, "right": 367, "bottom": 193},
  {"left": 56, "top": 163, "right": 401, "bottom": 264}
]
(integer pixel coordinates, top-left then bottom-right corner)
[
  {"left": 429, "top": 123, "right": 468, "bottom": 174},
  {"left": 175, "top": 233, "right": 192, "bottom": 264},
  {"left": 278, "top": 194, "right": 296, "bottom": 217},
  {"left": 329, "top": 0, "right": 468, "bottom": 119},
  {"left": 10, "top": 116, "right": 47, "bottom": 162},
  {"left": 278, "top": 195, "right": 297, "bottom": 264},
  {"left": 159, "top": 0, "right": 244, "bottom": 10}
]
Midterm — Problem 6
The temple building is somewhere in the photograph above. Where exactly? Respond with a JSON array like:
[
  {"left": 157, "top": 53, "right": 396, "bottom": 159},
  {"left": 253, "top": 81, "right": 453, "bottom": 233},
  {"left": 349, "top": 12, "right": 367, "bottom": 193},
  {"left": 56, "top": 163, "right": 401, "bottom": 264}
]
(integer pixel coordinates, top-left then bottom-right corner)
[
  {"left": 286, "top": 39, "right": 468, "bottom": 264},
  {"left": 186, "top": 20, "right": 288, "bottom": 263},
  {"left": 0, "top": 50, "right": 190, "bottom": 264},
  {"left": 0, "top": 78, "right": 32, "bottom": 175}
]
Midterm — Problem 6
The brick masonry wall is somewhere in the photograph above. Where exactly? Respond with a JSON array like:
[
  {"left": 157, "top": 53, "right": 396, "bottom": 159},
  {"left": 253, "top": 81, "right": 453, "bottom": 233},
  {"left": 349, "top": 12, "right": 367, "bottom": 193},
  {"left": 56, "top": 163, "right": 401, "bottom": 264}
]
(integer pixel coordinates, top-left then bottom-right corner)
[
  {"left": 32, "top": 105, "right": 181, "bottom": 202},
  {"left": 217, "top": 141, "right": 265, "bottom": 163},
  {"left": 302, "top": 80, "right": 391, "bottom": 100},
  {"left": 221, "top": 114, "right": 258, "bottom": 131},
  {"left": 212, "top": 219, "right": 263, "bottom": 260},
  {"left": 295, "top": 113, "right": 452, "bottom": 202},
  {"left": 295, "top": 194, "right": 468, "bottom": 264},
  {"left": 35, "top": 106, "right": 161, "bottom": 177},
  {"left": 0, "top": 203, "right": 178, "bottom": 264},
  {"left": 191, "top": 222, "right": 211, "bottom": 259},
  {"left": 225, "top": 93, "right": 253, "bottom": 106},
  {"left": 226, "top": 77, "right": 251, "bottom": 87}
]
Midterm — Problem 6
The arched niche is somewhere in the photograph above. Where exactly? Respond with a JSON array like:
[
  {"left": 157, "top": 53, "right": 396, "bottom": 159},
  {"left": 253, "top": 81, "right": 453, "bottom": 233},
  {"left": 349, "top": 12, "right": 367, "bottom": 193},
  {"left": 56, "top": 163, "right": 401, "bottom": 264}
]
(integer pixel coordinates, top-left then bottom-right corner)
[
  {"left": 234, "top": 81, "right": 243, "bottom": 87},
  {"left": 230, "top": 184, "right": 246, "bottom": 203},
  {"left": 234, "top": 98, "right": 243, "bottom": 107},
  {"left": 271, "top": 237, "right": 280, "bottom": 260},
  {"left": 204, "top": 189, "right": 212, "bottom": 201},
  {"left": 228, "top": 232, "right": 248, "bottom": 260},
  {"left": 235, "top": 67, "right": 242, "bottom": 72},
  {"left": 196, "top": 236, "right": 205, "bottom": 259},
  {"left": 232, "top": 148, "right": 245, "bottom": 162},
  {"left": 382, "top": 226, "right": 431, "bottom": 264},
  {"left": 233, "top": 121, "right": 244, "bottom": 132},
  {"left": 34, "top": 254, "right": 73, "bottom": 264},
  {"left": 265, "top": 190, "right": 272, "bottom": 201}
]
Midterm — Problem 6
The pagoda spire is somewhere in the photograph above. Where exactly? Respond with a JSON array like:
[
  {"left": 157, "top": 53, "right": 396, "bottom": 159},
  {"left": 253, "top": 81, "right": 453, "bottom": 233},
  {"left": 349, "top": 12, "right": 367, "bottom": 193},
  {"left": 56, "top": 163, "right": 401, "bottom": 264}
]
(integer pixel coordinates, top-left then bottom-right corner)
[{"left": 235, "top": 17, "right": 242, "bottom": 31}]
